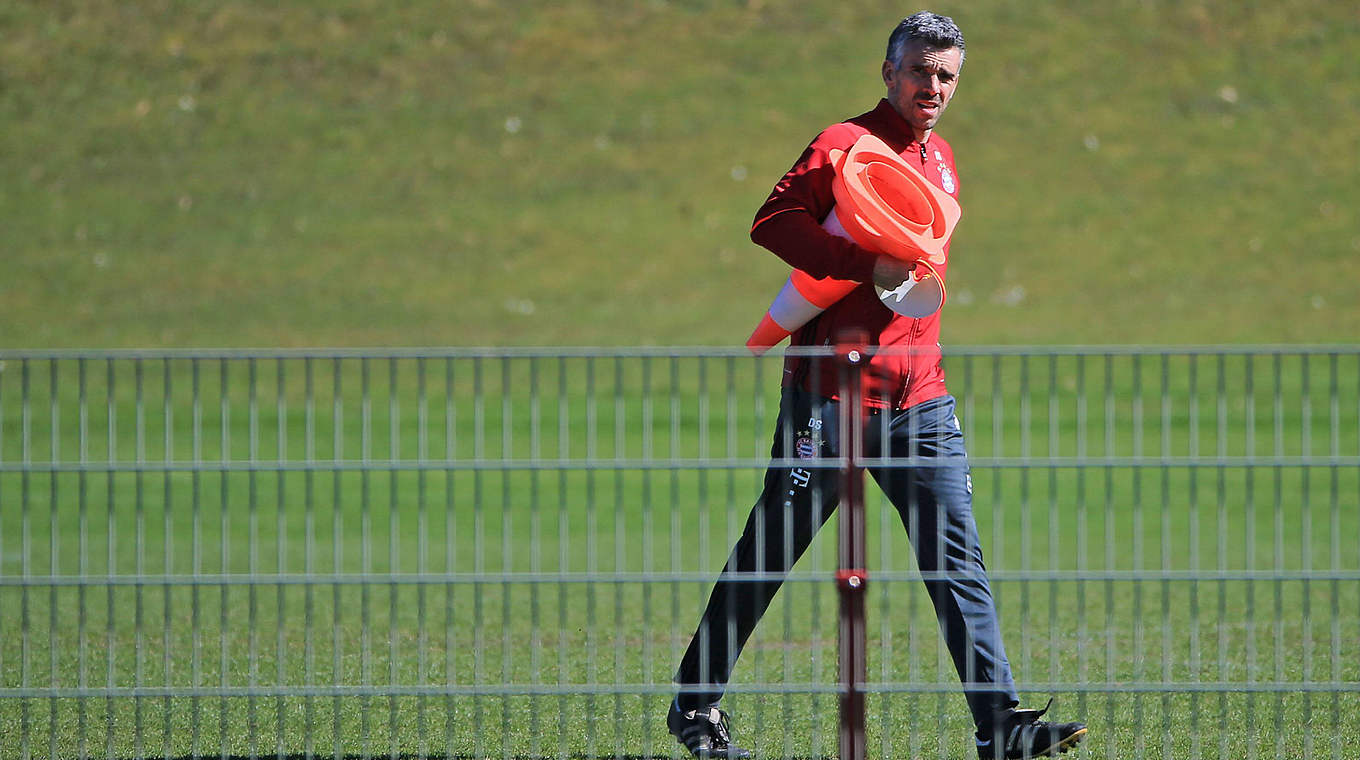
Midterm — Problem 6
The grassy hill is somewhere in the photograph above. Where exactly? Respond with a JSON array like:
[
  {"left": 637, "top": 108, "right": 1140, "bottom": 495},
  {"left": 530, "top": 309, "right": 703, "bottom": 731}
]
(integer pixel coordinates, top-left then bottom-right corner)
[{"left": 2, "top": 0, "right": 1356, "bottom": 348}]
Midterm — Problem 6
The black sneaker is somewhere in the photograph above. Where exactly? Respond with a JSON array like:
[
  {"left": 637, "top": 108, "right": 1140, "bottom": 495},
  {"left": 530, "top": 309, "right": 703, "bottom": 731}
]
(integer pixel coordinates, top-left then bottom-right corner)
[
  {"left": 667, "top": 703, "right": 753, "bottom": 759},
  {"left": 977, "top": 700, "right": 1087, "bottom": 759}
]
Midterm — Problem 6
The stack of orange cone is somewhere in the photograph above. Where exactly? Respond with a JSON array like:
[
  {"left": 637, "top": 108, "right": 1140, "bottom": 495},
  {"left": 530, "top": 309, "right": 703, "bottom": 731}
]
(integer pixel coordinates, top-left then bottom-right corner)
[{"left": 746, "top": 134, "right": 961, "bottom": 354}]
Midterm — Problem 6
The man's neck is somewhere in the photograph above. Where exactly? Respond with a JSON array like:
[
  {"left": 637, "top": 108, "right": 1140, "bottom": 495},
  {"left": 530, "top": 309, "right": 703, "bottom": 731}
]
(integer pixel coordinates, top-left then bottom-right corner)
[{"left": 884, "top": 99, "right": 931, "bottom": 144}]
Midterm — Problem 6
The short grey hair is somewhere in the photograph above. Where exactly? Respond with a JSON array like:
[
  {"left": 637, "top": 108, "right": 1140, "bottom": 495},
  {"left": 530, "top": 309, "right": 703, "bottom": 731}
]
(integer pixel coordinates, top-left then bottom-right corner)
[{"left": 886, "top": 11, "right": 965, "bottom": 68}]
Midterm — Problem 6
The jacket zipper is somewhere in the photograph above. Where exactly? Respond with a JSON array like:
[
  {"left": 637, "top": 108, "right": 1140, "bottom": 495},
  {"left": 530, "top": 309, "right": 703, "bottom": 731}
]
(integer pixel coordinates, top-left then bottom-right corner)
[{"left": 896, "top": 139, "right": 928, "bottom": 409}]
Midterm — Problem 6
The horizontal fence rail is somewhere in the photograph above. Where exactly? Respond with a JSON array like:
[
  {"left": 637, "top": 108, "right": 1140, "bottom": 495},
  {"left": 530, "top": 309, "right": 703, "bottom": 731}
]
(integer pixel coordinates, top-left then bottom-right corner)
[{"left": 0, "top": 346, "right": 1358, "bottom": 759}]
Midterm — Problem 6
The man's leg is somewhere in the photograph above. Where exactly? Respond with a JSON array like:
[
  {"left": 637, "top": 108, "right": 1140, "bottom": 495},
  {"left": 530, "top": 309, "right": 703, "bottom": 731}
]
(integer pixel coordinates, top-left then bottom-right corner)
[
  {"left": 674, "top": 388, "right": 841, "bottom": 710},
  {"left": 876, "top": 396, "right": 1087, "bottom": 758},
  {"left": 869, "top": 394, "right": 1020, "bottom": 731}
]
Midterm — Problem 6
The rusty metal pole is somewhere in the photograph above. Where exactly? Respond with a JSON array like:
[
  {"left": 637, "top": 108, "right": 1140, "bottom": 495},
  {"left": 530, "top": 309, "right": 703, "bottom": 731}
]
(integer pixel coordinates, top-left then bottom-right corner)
[{"left": 836, "top": 333, "right": 868, "bottom": 760}]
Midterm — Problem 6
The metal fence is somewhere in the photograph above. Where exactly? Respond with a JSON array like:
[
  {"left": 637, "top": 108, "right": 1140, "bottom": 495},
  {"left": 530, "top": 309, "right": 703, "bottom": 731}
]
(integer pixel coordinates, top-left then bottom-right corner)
[{"left": 0, "top": 346, "right": 1357, "bottom": 759}]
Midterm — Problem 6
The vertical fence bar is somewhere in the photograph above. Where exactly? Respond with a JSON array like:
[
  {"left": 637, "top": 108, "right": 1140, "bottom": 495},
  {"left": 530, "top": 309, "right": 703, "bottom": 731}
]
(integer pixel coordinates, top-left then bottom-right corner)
[
  {"left": 416, "top": 357, "right": 429, "bottom": 760},
  {"left": 275, "top": 358, "right": 287, "bottom": 760},
  {"left": 304, "top": 357, "right": 316, "bottom": 760},
  {"left": 78, "top": 358, "right": 90, "bottom": 760},
  {"left": 1301, "top": 353, "right": 1315, "bottom": 760},
  {"left": 20, "top": 359, "right": 30, "bottom": 760},
  {"left": 501, "top": 356, "right": 514, "bottom": 760},
  {"left": 1158, "top": 353, "right": 1172, "bottom": 759},
  {"left": 247, "top": 357, "right": 259, "bottom": 759},
  {"left": 1074, "top": 353, "right": 1090, "bottom": 737},
  {"left": 1046, "top": 354, "right": 1059, "bottom": 692},
  {"left": 1327, "top": 353, "right": 1341, "bottom": 760},
  {"left": 527, "top": 356, "right": 541, "bottom": 760},
  {"left": 163, "top": 359, "right": 174, "bottom": 760},
  {"left": 330, "top": 358, "right": 343, "bottom": 760},
  {"left": 1244, "top": 353, "right": 1258, "bottom": 760},
  {"left": 473, "top": 356, "right": 486, "bottom": 758},
  {"left": 677, "top": 356, "right": 690, "bottom": 755},
  {"left": 46, "top": 360, "right": 59, "bottom": 760},
  {"left": 388, "top": 357, "right": 400, "bottom": 760},
  {"left": 809, "top": 350, "right": 827, "bottom": 760},
  {"left": 651, "top": 355, "right": 671, "bottom": 751},
  {"left": 134, "top": 358, "right": 146, "bottom": 760},
  {"left": 1272, "top": 354, "right": 1284, "bottom": 760},
  {"left": 1132, "top": 353, "right": 1146, "bottom": 760},
  {"left": 719, "top": 355, "right": 743, "bottom": 747},
  {"left": 46, "top": 360, "right": 58, "bottom": 760},
  {"left": 614, "top": 358, "right": 628, "bottom": 757},
  {"left": 1102, "top": 353, "right": 1115, "bottom": 760},
  {"left": 191, "top": 358, "right": 203, "bottom": 757},
  {"left": 270, "top": 358, "right": 284, "bottom": 760},
  {"left": 991, "top": 351, "right": 1004, "bottom": 613},
  {"left": 359, "top": 357, "right": 372, "bottom": 758},
  {"left": 1216, "top": 353, "right": 1229, "bottom": 760},
  {"left": 1189, "top": 353, "right": 1202, "bottom": 760},
  {"left": 836, "top": 337, "right": 867, "bottom": 760},
  {"left": 445, "top": 356, "right": 458, "bottom": 760},
  {"left": 1018, "top": 353, "right": 1031, "bottom": 685},
  {"left": 582, "top": 356, "right": 597, "bottom": 759},
  {"left": 556, "top": 356, "right": 569, "bottom": 760},
  {"left": 106, "top": 358, "right": 117, "bottom": 760},
  {"left": 218, "top": 358, "right": 230, "bottom": 760}
]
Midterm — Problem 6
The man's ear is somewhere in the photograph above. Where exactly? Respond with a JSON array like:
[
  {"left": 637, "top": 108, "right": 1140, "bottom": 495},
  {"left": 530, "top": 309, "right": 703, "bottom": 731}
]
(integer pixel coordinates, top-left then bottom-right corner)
[{"left": 881, "top": 59, "right": 895, "bottom": 86}]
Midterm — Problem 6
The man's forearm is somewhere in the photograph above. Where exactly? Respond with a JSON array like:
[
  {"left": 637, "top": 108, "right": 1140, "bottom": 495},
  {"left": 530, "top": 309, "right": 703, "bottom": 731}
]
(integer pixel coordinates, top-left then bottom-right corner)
[{"left": 749, "top": 208, "right": 880, "bottom": 283}]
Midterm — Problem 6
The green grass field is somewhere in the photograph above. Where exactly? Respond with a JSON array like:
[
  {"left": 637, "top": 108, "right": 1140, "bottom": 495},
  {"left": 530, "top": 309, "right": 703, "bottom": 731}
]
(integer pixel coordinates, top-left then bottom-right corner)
[
  {"left": 2, "top": 1, "right": 1358, "bottom": 348},
  {"left": 3, "top": 1, "right": 1360, "bottom": 757}
]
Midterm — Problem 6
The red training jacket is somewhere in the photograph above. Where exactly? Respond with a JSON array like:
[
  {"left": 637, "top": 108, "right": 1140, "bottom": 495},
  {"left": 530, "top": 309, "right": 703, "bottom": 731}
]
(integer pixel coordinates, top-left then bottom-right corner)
[{"left": 750, "top": 98, "right": 960, "bottom": 411}]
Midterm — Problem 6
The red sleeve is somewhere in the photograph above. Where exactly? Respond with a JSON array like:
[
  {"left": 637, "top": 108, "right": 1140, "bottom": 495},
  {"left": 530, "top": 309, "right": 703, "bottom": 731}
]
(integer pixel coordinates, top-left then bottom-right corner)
[{"left": 749, "top": 124, "right": 880, "bottom": 283}]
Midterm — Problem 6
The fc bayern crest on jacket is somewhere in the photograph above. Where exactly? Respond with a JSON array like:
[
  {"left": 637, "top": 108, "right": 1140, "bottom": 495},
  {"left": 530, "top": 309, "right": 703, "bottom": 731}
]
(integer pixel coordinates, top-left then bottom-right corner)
[{"left": 939, "top": 165, "right": 956, "bottom": 194}]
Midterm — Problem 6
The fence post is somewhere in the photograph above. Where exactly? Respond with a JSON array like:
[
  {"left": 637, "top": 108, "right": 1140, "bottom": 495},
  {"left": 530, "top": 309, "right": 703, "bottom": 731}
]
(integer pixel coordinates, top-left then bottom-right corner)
[{"left": 836, "top": 333, "right": 868, "bottom": 760}]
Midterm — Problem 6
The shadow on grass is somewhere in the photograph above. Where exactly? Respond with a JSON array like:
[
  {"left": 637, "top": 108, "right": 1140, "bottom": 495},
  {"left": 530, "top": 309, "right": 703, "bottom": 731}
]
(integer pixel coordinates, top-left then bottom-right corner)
[
  {"left": 108, "top": 755, "right": 839, "bottom": 760},
  {"left": 111, "top": 755, "right": 838, "bottom": 760}
]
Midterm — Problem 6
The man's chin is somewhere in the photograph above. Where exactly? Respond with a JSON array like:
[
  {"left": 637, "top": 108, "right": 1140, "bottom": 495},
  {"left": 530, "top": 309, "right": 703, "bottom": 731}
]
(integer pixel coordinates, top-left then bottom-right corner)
[{"left": 907, "top": 117, "right": 938, "bottom": 135}]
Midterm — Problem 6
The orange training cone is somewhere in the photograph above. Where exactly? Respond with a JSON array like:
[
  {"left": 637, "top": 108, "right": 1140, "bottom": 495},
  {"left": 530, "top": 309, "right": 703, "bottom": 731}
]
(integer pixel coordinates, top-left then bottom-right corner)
[{"left": 745, "top": 134, "right": 960, "bottom": 354}]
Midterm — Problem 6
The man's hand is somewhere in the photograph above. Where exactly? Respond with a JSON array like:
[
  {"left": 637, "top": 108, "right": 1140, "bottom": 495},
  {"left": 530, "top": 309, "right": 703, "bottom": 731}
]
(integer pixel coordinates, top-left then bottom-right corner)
[{"left": 871, "top": 256, "right": 916, "bottom": 291}]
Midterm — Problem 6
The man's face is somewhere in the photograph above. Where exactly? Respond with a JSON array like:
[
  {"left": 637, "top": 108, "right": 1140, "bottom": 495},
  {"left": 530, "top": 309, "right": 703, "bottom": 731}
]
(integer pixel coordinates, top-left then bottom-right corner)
[{"left": 882, "top": 42, "right": 963, "bottom": 137}]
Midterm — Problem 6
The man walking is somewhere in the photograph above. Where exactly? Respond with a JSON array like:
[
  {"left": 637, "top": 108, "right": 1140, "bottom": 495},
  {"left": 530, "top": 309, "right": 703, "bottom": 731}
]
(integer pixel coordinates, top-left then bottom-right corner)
[{"left": 667, "top": 12, "right": 1087, "bottom": 759}]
